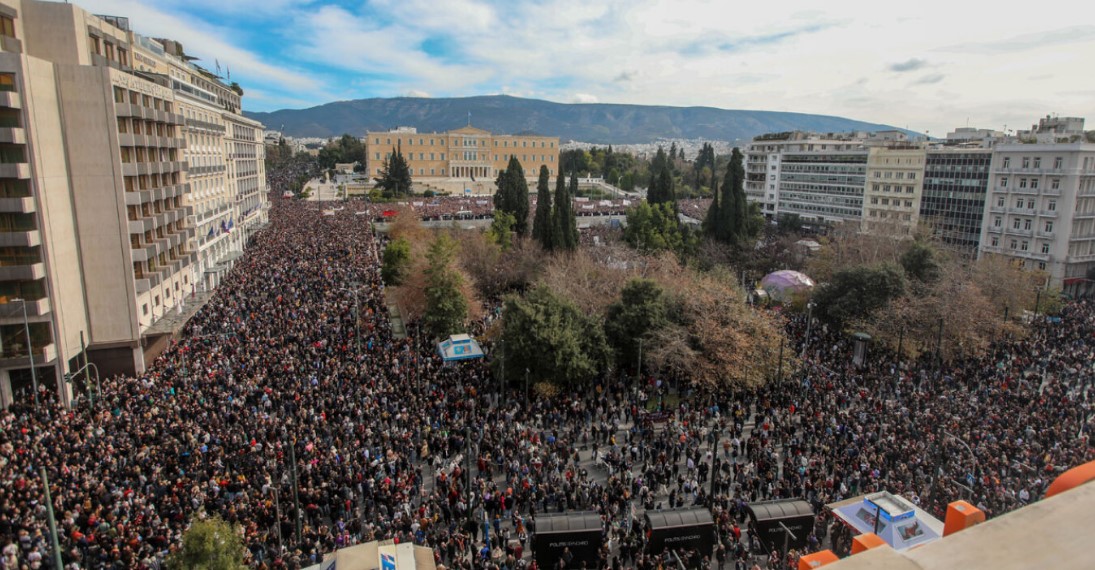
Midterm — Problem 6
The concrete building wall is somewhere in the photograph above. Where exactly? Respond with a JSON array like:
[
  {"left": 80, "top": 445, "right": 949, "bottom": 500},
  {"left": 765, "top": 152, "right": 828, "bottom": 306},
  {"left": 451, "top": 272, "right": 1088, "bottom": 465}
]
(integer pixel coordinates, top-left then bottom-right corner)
[{"left": 862, "top": 147, "right": 926, "bottom": 236}]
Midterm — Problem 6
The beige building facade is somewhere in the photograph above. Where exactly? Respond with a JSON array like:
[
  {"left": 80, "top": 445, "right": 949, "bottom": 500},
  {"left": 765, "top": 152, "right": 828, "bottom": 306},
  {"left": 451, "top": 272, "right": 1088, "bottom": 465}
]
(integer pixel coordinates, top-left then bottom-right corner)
[
  {"left": 0, "top": 0, "right": 266, "bottom": 406},
  {"left": 862, "top": 146, "right": 927, "bottom": 236},
  {"left": 365, "top": 125, "right": 560, "bottom": 185}
]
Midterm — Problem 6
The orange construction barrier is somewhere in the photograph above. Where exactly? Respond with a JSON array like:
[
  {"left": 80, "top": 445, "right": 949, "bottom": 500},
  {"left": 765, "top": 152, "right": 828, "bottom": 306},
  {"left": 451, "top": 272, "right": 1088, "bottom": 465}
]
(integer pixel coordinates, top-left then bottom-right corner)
[
  {"left": 798, "top": 550, "right": 839, "bottom": 569},
  {"left": 943, "top": 500, "right": 985, "bottom": 536},
  {"left": 851, "top": 532, "right": 887, "bottom": 554},
  {"left": 1045, "top": 459, "right": 1095, "bottom": 498}
]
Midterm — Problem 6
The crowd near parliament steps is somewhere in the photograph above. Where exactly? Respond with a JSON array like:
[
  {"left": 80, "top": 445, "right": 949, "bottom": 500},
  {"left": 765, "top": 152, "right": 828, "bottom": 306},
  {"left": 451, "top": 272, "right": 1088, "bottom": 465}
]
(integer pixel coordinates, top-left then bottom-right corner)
[{"left": 0, "top": 165, "right": 1093, "bottom": 570}]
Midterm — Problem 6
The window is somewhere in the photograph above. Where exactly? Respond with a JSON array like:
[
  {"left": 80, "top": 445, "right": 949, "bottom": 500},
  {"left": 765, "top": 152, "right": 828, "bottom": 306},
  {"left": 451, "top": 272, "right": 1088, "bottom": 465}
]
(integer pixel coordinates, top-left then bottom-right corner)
[
  {"left": 0, "top": 16, "right": 15, "bottom": 39},
  {"left": 142, "top": 304, "right": 149, "bottom": 316},
  {"left": 874, "top": 172, "right": 881, "bottom": 178},
  {"left": 1033, "top": 157, "right": 1041, "bottom": 168},
  {"left": 1052, "top": 179, "right": 1060, "bottom": 190},
  {"left": 1012, "top": 218, "right": 1021, "bottom": 229},
  {"left": 1001, "top": 177, "right": 1008, "bottom": 187},
  {"left": 872, "top": 184, "right": 879, "bottom": 191},
  {"left": 997, "top": 197, "right": 1005, "bottom": 207},
  {"left": 896, "top": 172, "right": 905, "bottom": 179},
  {"left": 906, "top": 187, "right": 914, "bottom": 194},
  {"left": 994, "top": 217, "right": 1001, "bottom": 227},
  {"left": 905, "top": 200, "right": 912, "bottom": 207},
  {"left": 1045, "top": 221, "right": 1053, "bottom": 233},
  {"left": 1041, "top": 243, "right": 1050, "bottom": 254},
  {"left": 870, "top": 197, "right": 878, "bottom": 205},
  {"left": 1002, "top": 157, "right": 1011, "bottom": 168},
  {"left": 884, "top": 185, "right": 891, "bottom": 193},
  {"left": 1022, "top": 157, "right": 1030, "bottom": 168},
  {"left": 1021, "top": 241, "right": 1029, "bottom": 251},
  {"left": 1038, "top": 262, "right": 1047, "bottom": 271},
  {"left": 1019, "top": 179, "right": 1028, "bottom": 188},
  {"left": 1010, "top": 239, "right": 1018, "bottom": 249},
  {"left": 908, "top": 172, "right": 916, "bottom": 180},
  {"left": 1054, "top": 157, "right": 1062, "bottom": 169},
  {"left": 1048, "top": 200, "right": 1056, "bottom": 211},
  {"left": 1023, "top": 219, "right": 1032, "bottom": 230},
  {"left": 1031, "top": 179, "right": 1039, "bottom": 189},
  {"left": 1015, "top": 199, "right": 1023, "bottom": 208},
  {"left": 991, "top": 237, "right": 999, "bottom": 247}
]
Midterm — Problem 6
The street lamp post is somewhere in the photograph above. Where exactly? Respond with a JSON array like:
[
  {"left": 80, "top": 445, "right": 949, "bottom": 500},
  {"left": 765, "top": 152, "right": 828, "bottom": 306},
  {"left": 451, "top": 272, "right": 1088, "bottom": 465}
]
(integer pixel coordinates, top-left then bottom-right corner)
[
  {"left": 943, "top": 430, "right": 979, "bottom": 499},
  {"left": 11, "top": 298, "right": 39, "bottom": 410},
  {"left": 800, "top": 301, "right": 816, "bottom": 359},
  {"left": 40, "top": 468, "right": 63, "bottom": 570}
]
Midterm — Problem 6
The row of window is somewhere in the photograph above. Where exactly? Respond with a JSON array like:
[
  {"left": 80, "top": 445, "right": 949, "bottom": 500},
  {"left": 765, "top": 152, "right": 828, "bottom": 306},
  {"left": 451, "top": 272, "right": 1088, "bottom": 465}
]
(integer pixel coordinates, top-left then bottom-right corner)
[
  {"left": 112, "top": 87, "right": 173, "bottom": 113},
  {"left": 374, "top": 137, "right": 556, "bottom": 149},
  {"left": 869, "top": 197, "right": 915, "bottom": 208},
  {"left": 995, "top": 196, "right": 1056, "bottom": 211},
  {"left": 992, "top": 217, "right": 1054, "bottom": 233},
  {"left": 870, "top": 184, "right": 916, "bottom": 194},
  {"left": 1001, "top": 156, "right": 1064, "bottom": 169},
  {"left": 988, "top": 236, "right": 1051, "bottom": 257},
  {"left": 376, "top": 152, "right": 557, "bottom": 163},
  {"left": 872, "top": 170, "right": 918, "bottom": 180},
  {"left": 999, "top": 177, "right": 1061, "bottom": 190}
]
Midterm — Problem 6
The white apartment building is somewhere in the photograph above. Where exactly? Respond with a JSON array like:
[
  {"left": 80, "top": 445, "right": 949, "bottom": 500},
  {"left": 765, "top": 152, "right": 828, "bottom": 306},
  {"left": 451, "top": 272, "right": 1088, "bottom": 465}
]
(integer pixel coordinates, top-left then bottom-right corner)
[
  {"left": 744, "top": 133, "right": 868, "bottom": 224},
  {"left": 979, "top": 142, "right": 1095, "bottom": 295},
  {"left": 0, "top": 0, "right": 266, "bottom": 405}
]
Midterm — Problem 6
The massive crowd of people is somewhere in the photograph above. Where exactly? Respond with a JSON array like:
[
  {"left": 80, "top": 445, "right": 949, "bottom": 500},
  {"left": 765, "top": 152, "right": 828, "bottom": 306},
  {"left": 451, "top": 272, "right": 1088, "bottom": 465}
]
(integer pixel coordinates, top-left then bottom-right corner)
[
  {"left": 0, "top": 169, "right": 1091, "bottom": 570},
  {"left": 365, "top": 196, "right": 635, "bottom": 223}
]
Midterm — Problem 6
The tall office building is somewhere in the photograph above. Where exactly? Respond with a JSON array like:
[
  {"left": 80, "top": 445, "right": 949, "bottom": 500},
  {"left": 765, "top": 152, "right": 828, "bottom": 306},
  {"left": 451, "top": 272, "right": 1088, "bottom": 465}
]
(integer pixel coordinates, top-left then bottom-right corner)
[
  {"left": 920, "top": 149, "right": 993, "bottom": 252},
  {"left": 744, "top": 133, "right": 869, "bottom": 224},
  {"left": 0, "top": 0, "right": 267, "bottom": 406}
]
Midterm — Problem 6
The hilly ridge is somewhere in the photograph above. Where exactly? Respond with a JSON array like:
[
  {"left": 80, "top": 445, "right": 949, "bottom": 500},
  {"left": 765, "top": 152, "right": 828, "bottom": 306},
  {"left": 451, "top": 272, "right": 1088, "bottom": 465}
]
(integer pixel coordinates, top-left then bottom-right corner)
[{"left": 245, "top": 95, "right": 906, "bottom": 144}]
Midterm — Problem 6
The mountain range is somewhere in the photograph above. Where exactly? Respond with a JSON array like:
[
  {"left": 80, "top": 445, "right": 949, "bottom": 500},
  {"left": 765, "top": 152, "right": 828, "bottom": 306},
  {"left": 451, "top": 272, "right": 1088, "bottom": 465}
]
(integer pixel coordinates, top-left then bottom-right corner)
[{"left": 245, "top": 95, "right": 906, "bottom": 144}]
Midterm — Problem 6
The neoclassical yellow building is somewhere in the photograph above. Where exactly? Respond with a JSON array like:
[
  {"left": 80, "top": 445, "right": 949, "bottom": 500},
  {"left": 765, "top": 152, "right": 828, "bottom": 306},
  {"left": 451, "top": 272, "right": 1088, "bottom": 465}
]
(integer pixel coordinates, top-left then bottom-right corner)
[{"left": 364, "top": 125, "right": 560, "bottom": 181}]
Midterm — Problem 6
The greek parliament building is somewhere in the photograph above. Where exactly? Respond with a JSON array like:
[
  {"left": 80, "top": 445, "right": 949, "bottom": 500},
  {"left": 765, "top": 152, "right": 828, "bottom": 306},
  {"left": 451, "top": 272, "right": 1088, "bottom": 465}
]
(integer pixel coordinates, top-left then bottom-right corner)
[
  {"left": 365, "top": 125, "right": 560, "bottom": 189},
  {"left": 0, "top": 0, "right": 269, "bottom": 407}
]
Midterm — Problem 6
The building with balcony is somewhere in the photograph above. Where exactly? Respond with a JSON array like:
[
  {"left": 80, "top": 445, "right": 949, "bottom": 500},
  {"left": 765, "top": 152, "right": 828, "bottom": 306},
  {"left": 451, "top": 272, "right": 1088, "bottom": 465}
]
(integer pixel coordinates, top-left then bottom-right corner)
[
  {"left": 0, "top": 0, "right": 266, "bottom": 406},
  {"left": 978, "top": 136, "right": 1095, "bottom": 295},
  {"left": 364, "top": 125, "right": 560, "bottom": 189}
]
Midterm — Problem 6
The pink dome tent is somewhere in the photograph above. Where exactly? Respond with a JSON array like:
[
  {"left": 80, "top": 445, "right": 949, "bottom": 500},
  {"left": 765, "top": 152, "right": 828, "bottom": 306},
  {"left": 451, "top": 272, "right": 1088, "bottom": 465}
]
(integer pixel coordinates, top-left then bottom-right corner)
[{"left": 759, "top": 270, "right": 815, "bottom": 303}]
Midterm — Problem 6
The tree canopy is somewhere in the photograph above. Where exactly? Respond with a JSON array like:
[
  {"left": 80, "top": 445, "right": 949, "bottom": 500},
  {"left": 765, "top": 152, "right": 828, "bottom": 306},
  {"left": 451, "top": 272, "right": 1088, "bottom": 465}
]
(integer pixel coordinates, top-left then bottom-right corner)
[
  {"left": 499, "top": 285, "right": 609, "bottom": 388},
  {"left": 381, "top": 237, "right": 411, "bottom": 285},
  {"left": 423, "top": 233, "right": 469, "bottom": 339},
  {"left": 604, "top": 279, "right": 670, "bottom": 369},
  {"left": 166, "top": 516, "right": 247, "bottom": 570},
  {"left": 532, "top": 165, "right": 553, "bottom": 250},
  {"left": 373, "top": 145, "right": 412, "bottom": 197},
  {"left": 493, "top": 157, "right": 531, "bottom": 236},
  {"left": 813, "top": 263, "right": 907, "bottom": 326}
]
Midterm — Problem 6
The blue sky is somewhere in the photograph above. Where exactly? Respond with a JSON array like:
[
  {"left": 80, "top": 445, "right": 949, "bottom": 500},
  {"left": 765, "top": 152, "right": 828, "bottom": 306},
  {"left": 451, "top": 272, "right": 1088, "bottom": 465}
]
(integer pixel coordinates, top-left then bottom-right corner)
[{"left": 75, "top": 0, "right": 1095, "bottom": 136}]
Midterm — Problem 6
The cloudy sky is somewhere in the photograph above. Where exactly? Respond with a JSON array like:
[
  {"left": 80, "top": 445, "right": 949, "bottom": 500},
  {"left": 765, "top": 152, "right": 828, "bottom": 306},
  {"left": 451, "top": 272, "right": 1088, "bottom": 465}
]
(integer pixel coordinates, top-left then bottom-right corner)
[{"left": 77, "top": 0, "right": 1095, "bottom": 136}]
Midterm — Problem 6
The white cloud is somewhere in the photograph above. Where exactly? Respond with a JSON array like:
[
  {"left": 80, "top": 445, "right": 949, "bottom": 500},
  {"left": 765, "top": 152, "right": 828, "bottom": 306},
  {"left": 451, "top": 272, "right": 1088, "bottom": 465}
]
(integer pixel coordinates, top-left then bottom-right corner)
[
  {"left": 404, "top": 90, "right": 431, "bottom": 98},
  {"left": 571, "top": 93, "right": 599, "bottom": 104},
  {"left": 72, "top": 0, "right": 1095, "bottom": 136}
]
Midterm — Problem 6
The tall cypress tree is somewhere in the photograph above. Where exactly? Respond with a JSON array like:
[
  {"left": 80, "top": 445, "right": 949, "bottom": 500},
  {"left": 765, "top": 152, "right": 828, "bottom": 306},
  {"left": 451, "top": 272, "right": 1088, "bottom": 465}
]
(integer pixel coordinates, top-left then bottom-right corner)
[
  {"left": 494, "top": 156, "right": 530, "bottom": 236},
  {"left": 551, "top": 167, "right": 569, "bottom": 250},
  {"left": 712, "top": 147, "right": 747, "bottom": 245},
  {"left": 703, "top": 177, "right": 720, "bottom": 237},
  {"left": 533, "top": 165, "right": 553, "bottom": 251},
  {"left": 564, "top": 172, "right": 580, "bottom": 249}
]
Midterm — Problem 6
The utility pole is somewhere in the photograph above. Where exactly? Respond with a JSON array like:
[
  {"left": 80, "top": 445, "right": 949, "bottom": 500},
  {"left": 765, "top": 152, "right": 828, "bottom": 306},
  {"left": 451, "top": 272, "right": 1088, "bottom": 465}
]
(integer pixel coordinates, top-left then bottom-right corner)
[
  {"left": 289, "top": 440, "right": 302, "bottom": 546},
  {"left": 800, "top": 302, "right": 816, "bottom": 359},
  {"left": 40, "top": 468, "right": 63, "bottom": 570}
]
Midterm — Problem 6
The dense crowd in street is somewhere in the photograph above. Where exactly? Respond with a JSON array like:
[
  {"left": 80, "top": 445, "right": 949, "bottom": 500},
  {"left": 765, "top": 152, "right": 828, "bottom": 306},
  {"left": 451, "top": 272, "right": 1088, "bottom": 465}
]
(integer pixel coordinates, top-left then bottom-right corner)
[
  {"left": 0, "top": 176, "right": 1092, "bottom": 569},
  {"left": 363, "top": 196, "right": 635, "bottom": 223}
]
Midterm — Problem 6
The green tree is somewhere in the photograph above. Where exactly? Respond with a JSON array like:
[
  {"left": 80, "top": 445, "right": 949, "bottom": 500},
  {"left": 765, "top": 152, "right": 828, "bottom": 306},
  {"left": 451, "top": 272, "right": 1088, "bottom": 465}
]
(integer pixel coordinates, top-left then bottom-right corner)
[
  {"left": 532, "top": 165, "right": 554, "bottom": 251},
  {"left": 624, "top": 202, "right": 691, "bottom": 254},
  {"left": 900, "top": 241, "right": 941, "bottom": 283},
  {"left": 493, "top": 157, "right": 531, "bottom": 236},
  {"left": 499, "top": 285, "right": 609, "bottom": 388},
  {"left": 423, "top": 233, "right": 468, "bottom": 338},
  {"left": 558, "top": 172, "right": 580, "bottom": 250},
  {"left": 487, "top": 210, "right": 516, "bottom": 251},
  {"left": 814, "top": 263, "right": 907, "bottom": 326},
  {"left": 381, "top": 237, "right": 411, "bottom": 285},
  {"left": 604, "top": 279, "right": 670, "bottom": 370},
  {"left": 374, "top": 144, "right": 412, "bottom": 197},
  {"left": 706, "top": 147, "right": 753, "bottom": 246},
  {"left": 166, "top": 516, "right": 247, "bottom": 570}
]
